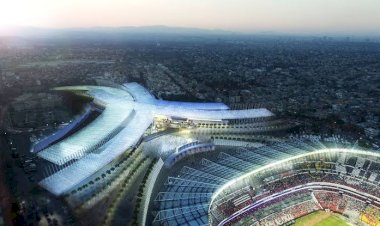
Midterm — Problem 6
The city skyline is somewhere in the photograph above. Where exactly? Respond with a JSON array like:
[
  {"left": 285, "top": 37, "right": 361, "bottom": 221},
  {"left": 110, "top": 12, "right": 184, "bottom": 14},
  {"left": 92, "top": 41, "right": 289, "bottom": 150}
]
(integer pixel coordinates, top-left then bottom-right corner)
[{"left": 1, "top": 0, "right": 380, "bottom": 36}]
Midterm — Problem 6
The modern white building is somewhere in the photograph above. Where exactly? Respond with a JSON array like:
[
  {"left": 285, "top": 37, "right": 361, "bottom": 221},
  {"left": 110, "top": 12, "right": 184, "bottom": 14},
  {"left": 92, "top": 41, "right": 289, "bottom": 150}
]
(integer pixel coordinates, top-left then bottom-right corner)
[{"left": 37, "top": 83, "right": 274, "bottom": 196}]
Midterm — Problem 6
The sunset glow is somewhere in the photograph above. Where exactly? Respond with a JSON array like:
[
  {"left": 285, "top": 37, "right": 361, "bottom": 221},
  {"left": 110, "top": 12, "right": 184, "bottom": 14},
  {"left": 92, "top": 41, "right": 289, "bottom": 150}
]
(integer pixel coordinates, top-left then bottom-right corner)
[{"left": 0, "top": 0, "right": 379, "bottom": 35}]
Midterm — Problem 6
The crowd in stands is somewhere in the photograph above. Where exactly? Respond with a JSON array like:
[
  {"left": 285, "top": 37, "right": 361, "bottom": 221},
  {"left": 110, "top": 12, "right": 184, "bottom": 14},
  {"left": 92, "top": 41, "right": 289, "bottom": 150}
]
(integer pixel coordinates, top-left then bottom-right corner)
[
  {"left": 215, "top": 171, "right": 380, "bottom": 226},
  {"left": 217, "top": 192, "right": 254, "bottom": 217},
  {"left": 262, "top": 172, "right": 380, "bottom": 200},
  {"left": 252, "top": 200, "right": 319, "bottom": 226},
  {"left": 223, "top": 189, "right": 373, "bottom": 226},
  {"left": 288, "top": 201, "right": 319, "bottom": 219},
  {"left": 220, "top": 190, "right": 316, "bottom": 225},
  {"left": 342, "top": 195, "right": 367, "bottom": 220},
  {"left": 314, "top": 191, "right": 346, "bottom": 213},
  {"left": 361, "top": 206, "right": 380, "bottom": 226}
]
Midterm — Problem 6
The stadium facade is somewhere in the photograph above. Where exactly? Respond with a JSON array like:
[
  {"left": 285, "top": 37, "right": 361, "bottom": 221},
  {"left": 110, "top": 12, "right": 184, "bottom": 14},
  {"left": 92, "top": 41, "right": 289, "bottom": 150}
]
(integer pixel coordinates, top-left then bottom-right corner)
[
  {"left": 35, "top": 83, "right": 273, "bottom": 195},
  {"left": 32, "top": 83, "right": 380, "bottom": 226}
]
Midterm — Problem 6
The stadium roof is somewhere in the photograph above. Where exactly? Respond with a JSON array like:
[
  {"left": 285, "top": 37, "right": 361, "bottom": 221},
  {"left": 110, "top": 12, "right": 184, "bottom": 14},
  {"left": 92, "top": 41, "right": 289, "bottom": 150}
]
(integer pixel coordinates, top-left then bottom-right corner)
[
  {"left": 38, "top": 83, "right": 274, "bottom": 195},
  {"left": 208, "top": 147, "right": 380, "bottom": 225},
  {"left": 152, "top": 139, "right": 379, "bottom": 226}
]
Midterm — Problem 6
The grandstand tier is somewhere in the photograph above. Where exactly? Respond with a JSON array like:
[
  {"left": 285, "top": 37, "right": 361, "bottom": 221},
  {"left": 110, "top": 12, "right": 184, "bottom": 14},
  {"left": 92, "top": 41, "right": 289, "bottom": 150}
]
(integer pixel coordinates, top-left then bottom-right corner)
[
  {"left": 34, "top": 83, "right": 380, "bottom": 226},
  {"left": 152, "top": 139, "right": 380, "bottom": 226}
]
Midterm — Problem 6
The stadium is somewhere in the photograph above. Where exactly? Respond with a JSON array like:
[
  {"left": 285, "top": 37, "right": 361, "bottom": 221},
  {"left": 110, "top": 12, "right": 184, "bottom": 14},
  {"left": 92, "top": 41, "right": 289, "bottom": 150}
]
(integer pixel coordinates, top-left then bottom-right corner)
[
  {"left": 152, "top": 138, "right": 380, "bottom": 226},
  {"left": 29, "top": 83, "right": 380, "bottom": 226}
]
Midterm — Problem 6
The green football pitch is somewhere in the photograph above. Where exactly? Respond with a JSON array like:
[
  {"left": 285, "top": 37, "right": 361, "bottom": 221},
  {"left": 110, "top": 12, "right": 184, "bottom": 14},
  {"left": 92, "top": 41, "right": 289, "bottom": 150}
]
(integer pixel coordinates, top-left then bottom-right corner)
[{"left": 293, "top": 211, "right": 351, "bottom": 226}]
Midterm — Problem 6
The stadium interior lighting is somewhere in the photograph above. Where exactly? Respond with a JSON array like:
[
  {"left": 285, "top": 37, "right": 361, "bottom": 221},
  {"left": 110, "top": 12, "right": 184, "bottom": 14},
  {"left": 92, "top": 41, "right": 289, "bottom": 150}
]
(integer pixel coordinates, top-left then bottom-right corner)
[{"left": 209, "top": 147, "right": 380, "bottom": 214}]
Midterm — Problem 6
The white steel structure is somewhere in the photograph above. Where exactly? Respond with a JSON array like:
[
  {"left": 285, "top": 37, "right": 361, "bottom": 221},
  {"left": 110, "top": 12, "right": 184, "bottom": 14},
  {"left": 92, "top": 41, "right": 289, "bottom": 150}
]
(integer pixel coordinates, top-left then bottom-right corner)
[
  {"left": 38, "top": 83, "right": 274, "bottom": 195},
  {"left": 152, "top": 139, "right": 380, "bottom": 226}
]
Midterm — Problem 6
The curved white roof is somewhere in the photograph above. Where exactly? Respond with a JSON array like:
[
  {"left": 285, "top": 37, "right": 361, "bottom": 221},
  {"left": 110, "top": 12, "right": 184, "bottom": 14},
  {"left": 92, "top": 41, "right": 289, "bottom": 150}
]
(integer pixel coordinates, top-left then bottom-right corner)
[
  {"left": 40, "top": 110, "right": 152, "bottom": 195},
  {"left": 155, "top": 100, "right": 229, "bottom": 111},
  {"left": 39, "top": 83, "right": 274, "bottom": 195}
]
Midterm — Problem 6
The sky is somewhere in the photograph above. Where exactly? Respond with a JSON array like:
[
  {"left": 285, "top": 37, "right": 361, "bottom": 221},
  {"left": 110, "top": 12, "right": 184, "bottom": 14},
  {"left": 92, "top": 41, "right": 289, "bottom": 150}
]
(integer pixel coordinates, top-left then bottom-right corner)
[{"left": 0, "top": 0, "right": 380, "bottom": 35}]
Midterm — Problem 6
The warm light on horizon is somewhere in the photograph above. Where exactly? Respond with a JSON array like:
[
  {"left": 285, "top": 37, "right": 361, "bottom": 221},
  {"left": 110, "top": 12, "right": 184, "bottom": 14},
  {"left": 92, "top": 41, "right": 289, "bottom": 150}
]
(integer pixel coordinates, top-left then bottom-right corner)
[{"left": 0, "top": 0, "right": 380, "bottom": 35}]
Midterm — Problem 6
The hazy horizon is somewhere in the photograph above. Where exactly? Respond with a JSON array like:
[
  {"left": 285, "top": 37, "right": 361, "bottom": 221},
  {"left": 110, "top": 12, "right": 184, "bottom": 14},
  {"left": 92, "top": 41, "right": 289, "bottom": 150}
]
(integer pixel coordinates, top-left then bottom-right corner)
[{"left": 1, "top": 0, "right": 380, "bottom": 36}]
